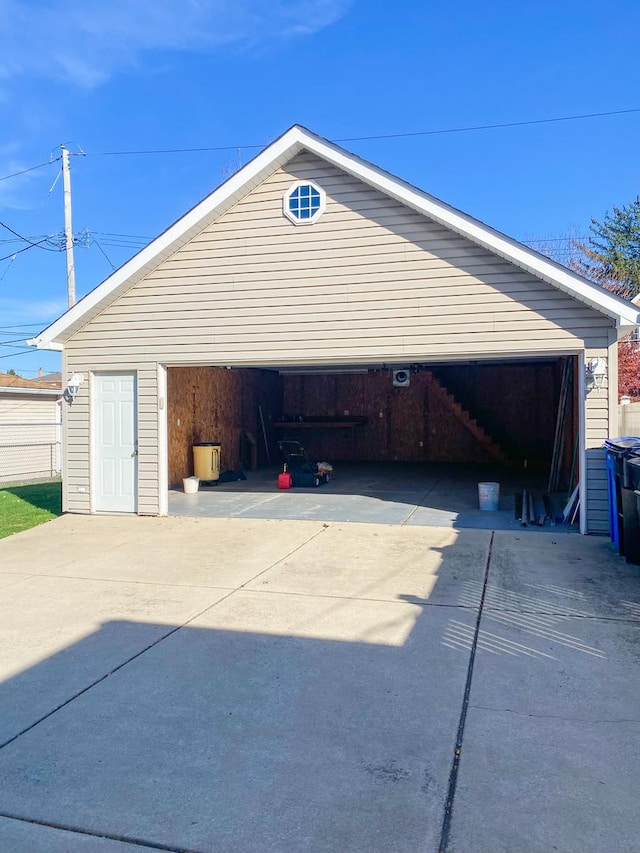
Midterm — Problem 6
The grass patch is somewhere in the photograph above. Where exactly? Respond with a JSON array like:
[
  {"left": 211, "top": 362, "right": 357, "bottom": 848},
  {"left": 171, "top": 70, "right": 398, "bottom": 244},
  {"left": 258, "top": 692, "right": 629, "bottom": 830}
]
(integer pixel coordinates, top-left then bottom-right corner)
[{"left": 0, "top": 481, "right": 62, "bottom": 539}]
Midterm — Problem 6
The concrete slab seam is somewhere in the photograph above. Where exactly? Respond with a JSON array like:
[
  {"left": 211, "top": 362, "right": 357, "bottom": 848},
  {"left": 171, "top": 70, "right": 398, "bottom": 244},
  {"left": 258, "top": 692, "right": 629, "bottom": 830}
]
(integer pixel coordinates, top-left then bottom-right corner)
[
  {"left": 0, "top": 810, "right": 206, "bottom": 853},
  {"left": 0, "top": 586, "right": 236, "bottom": 753},
  {"left": 233, "top": 523, "right": 330, "bottom": 590},
  {"left": 437, "top": 530, "right": 495, "bottom": 853},
  {"left": 0, "top": 525, "right": 329, "bottom": 754}
]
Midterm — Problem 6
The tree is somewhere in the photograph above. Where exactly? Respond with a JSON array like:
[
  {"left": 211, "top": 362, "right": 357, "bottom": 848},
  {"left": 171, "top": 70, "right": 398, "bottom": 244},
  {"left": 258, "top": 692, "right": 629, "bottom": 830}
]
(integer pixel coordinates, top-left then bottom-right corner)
[
  {"left": 618, "top": 337, "right": 640, "bottom": 399},
  {"left": 573, "top": 197, "right": 640, "bottom": 299}
]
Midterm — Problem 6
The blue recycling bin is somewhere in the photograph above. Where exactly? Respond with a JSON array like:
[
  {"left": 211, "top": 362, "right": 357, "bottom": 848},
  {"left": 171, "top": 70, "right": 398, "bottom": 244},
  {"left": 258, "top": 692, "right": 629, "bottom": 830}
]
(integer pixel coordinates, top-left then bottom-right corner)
[{"left": 604, "top": 437, "right": 640, "bottom": 558}]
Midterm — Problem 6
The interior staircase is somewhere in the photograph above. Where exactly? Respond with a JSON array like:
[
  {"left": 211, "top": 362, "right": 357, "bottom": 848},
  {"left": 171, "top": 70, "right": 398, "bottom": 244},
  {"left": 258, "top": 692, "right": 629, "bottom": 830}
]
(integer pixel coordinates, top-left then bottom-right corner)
[{"left": 423, "top": 370, "right": 511, "bottom": 466}]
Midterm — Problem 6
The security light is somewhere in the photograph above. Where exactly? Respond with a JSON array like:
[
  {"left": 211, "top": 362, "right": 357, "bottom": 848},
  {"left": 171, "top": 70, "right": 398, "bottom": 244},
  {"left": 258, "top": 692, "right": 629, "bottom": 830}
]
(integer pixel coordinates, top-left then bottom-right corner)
[{"left": 64, "top": 372, "right": 85, "bottom": 403}]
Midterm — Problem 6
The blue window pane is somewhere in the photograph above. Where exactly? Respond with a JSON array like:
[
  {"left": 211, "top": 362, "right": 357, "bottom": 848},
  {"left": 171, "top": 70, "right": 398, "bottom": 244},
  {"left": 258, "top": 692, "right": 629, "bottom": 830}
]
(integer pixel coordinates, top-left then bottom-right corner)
[{"left": 287, "top": 184, "right": 322, "bottom": 221}]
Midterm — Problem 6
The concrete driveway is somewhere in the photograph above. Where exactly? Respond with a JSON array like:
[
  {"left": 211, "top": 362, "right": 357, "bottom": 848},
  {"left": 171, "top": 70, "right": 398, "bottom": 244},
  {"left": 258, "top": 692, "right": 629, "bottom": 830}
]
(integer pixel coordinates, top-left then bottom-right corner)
[{"left": 0, "top": 515, "right": 638, "bottom": 852}]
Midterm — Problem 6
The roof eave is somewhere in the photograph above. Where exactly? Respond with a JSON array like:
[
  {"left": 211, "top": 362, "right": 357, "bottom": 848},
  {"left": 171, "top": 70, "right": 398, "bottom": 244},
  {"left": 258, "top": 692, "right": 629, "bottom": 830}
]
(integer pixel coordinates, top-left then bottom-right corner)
[{"left": 0, "top": 386, "right": 61, "bottom": 395}]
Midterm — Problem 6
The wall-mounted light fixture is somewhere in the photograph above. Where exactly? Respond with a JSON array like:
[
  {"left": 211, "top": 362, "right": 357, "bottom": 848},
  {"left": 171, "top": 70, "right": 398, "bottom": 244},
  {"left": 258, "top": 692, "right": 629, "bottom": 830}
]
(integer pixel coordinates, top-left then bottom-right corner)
[
  {"left": 64, "top": 372, "right": 85, "bottom": 403},
  {"left": 586, "top": 357, "right": 607, "bottom": 392}
]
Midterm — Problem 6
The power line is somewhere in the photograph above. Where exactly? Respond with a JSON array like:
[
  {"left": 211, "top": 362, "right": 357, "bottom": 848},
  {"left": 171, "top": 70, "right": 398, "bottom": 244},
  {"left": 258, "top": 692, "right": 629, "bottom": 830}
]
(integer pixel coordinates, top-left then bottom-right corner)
[
  {"left": 0, "top": 323, "right": 44, "bottom": 329},
  {"left": 0, "top": 347, "right": 35, "bottom": 360},
  {"left": 524, "top": 236, "right": 589, "bottom": 244},
  {"left": 91, "top": 237, "right": 116, "bottom": 270},
  {"left": 0, "top": 159, "right": 57, "bottom": 183},
  {"left": 89, "top": 107, "right": 640, "bottom": 156},
  {"left": 93, "top": 231, "right": 150, "bottom": 240},
  {"left": 0, "top": 239, "right": 58, "bottom": 263},
  {"left": 336, "top": 107, "right": 640, "bottom": 143},
  {"left": 0, "top": 221, "right": 61, "bottom": 252}
]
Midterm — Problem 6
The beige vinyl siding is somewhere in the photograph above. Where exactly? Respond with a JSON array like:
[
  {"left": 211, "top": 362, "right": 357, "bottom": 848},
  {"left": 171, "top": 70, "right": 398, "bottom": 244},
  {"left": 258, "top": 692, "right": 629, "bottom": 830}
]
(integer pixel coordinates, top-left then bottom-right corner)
[
  {"left": 66, "top": 152, "right": 615, "bottom": 366},
  {"left": 63, "top": 151, "right": 617, "bottom": 525},
  {"left": 63, "top": 367, "right": 90, "bottom": 512},
  {"left": 136, "top": 365, "right": 160, "bottom": 513},
  {"left": 584, "top": 347, "right": 612, "bottom": 534}
]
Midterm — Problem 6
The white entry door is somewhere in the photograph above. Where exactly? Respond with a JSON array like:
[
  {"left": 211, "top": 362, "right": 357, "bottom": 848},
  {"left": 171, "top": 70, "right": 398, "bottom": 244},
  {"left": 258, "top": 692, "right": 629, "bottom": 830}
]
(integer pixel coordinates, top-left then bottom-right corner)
[{"left": 94, "top": 372, "right": 137, "bottom": 512}]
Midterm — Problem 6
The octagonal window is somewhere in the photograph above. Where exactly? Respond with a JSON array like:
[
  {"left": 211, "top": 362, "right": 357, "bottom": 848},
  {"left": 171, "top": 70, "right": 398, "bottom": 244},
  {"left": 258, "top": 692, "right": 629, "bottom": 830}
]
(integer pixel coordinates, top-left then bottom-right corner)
[{"left": 283, "top": 181, "right": 325, "bottom": 225}]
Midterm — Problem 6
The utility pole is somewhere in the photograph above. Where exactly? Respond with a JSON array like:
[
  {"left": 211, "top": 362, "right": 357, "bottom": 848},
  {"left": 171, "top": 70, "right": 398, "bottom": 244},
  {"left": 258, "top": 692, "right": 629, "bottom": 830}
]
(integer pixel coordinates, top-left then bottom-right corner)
[{"left": 61, "top": 145, "right": 76, "bottom": 307}]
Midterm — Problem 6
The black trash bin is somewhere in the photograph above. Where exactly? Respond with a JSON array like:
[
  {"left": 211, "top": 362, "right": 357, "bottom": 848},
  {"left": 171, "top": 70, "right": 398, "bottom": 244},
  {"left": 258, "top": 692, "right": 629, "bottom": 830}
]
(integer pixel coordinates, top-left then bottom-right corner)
[{"left": 604, "top": 437, "right": 640, "bottom": 563}]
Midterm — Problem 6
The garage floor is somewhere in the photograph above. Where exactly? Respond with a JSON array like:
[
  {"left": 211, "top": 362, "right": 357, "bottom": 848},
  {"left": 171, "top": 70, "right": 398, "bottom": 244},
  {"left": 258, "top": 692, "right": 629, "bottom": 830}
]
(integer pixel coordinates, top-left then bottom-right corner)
[{"left": 169, "top": 462, "right": 571, "bottom": 532}]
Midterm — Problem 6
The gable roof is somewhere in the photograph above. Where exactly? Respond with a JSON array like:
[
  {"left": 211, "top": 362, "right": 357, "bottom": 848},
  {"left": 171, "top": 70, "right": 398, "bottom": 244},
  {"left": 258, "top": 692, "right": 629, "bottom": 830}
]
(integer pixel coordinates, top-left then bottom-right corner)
[{"left": 29, "top": 124, "right": 639, "bottom": 351}]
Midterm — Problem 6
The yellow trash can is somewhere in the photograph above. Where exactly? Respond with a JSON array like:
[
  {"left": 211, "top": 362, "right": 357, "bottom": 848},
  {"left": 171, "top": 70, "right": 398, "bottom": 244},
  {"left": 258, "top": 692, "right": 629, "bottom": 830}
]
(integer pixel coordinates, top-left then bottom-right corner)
[{"left": 193, "top": 442, "right": 221, "bottom": 482}]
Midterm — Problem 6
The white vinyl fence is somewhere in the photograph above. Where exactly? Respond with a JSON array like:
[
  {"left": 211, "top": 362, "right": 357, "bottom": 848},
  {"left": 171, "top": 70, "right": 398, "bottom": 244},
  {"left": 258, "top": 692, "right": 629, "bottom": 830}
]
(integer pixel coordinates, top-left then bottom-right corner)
[
  {"left": 0, "top": 412, "right": 62, "bottom": 484},
  {"left": 619, "top": 401, "right": 640, "bottom": 438}
]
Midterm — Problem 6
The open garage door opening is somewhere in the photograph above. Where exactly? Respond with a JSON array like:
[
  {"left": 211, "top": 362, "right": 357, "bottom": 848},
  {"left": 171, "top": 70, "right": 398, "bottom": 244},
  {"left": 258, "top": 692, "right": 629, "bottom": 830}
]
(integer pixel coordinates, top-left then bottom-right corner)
[{"left": 166, "top": 357, "right": 579, "bottom": 528}]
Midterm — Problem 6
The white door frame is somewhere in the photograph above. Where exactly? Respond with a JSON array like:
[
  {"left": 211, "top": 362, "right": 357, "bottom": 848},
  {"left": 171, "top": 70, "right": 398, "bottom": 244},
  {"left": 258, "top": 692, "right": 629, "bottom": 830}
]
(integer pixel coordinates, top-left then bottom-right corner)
[
  {"left": 158, "top": 364, "right": 169, "bottom": 515},
  {"left": 578, "top": 351, "right": 587, "bottom": 535},
  {"left": 92, "top": 370, "right": 138, "bottom": 513}
]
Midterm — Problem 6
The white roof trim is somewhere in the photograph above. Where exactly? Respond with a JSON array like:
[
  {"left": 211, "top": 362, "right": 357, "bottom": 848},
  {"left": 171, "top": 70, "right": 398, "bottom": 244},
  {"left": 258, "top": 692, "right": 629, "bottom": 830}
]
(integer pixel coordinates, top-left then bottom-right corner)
[
  {"left": 0, "top": 386, "right": 61, "bottom": 396},
  {"left": 29, "top": 124, "right": 639, "bottom": 349}
]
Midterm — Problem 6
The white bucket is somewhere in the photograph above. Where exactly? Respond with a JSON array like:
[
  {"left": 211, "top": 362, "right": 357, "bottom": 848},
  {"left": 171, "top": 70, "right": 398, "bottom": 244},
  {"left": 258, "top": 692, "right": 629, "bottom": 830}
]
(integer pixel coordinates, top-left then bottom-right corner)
[
  {"left": 183, "top": 476, "right": 200, "bottom": 494},
  {"left": 478, "top": 482, "right": 500, "bottom": 511}
]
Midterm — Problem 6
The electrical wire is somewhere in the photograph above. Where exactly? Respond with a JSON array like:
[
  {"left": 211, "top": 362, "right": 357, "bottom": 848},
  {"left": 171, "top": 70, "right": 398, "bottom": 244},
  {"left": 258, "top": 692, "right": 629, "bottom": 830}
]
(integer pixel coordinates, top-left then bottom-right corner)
[
  {"left": 0, "top": 159, "right": 58, "bottom": 183},
  {"left": 90, "top": 107, "right": 640, "bottom": 156},
  {"left": 525, "top": 236, "right": 588, "bottom": 243},
  {"left": 0, "top": 323, "right": 44, "bottom": 329},
  {"left": 336, "top": 107, "right": 640, "bottom": 142},
  {"left": 0, "top": 347, "right": 35, "bottom": 360},
  {"left": 93, "top": 231, "right": 150, "bottom": 240},
  {"left": 0, "top": 221, "right": 61, "bottom": 252},
  {"left": 0, "top": 239, "right": 58, "bottom": 263},
  {"left": 91, "top": 238, "right": 116, "bottom": 270}
]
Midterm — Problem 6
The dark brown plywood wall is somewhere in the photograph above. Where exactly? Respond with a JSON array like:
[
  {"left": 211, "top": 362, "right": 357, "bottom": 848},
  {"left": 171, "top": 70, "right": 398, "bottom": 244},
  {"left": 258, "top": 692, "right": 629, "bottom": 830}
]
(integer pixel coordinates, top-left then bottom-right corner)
[
  {"left": 167, "top": 367, "right": 281, "bottom": 484},
  {"left": 282, "top": 371, "right": 495, "bottom": 463}
]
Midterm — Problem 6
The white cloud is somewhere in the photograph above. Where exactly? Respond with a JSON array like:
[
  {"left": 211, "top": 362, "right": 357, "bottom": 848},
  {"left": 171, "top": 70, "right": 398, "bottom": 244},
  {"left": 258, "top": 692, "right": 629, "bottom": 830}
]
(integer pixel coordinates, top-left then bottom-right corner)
[{"left": 0, "top": 0, "right": 351, "bottom": 86}]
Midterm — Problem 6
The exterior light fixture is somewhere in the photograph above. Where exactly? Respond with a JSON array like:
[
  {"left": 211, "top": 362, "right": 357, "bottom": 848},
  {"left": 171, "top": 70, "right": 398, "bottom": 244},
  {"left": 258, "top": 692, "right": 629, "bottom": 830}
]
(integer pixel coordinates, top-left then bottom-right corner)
[
  {"left": 586, "top": 357, "right": 606, "bottom": 391},
  {"left": 64, "top": 372, "right": 85, "bottom": 403}
]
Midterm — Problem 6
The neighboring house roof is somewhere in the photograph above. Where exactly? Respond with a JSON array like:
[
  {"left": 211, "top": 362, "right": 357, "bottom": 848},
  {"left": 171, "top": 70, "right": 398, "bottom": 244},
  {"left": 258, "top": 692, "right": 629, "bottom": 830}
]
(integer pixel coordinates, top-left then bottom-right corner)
[
  {"left": 29, "top": 124, "right": 639, "bottom": 351},
  {"left": 35, "top": 371, "right": 62, "bottom": 383},
  {"left": 0, "top": 372, "right": 61, "bottom": 396}
]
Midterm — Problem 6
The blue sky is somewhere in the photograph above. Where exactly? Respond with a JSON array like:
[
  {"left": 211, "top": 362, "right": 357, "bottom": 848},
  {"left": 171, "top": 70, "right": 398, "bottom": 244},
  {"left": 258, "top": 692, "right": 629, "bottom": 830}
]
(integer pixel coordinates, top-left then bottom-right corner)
[{"left": 1, "top": 0, "right": 639, "bottom": 375}]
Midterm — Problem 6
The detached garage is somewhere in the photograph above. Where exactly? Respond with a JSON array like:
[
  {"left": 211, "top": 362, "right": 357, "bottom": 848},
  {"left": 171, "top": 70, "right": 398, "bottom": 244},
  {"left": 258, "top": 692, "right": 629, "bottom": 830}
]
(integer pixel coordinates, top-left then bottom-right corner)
[{"left": 30, "top": 125, "right": 638, "bottom": 533}]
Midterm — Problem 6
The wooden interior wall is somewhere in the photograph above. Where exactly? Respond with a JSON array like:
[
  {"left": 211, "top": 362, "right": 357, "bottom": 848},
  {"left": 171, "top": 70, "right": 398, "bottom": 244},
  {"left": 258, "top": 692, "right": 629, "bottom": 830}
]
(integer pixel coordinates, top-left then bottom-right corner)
[
  {"left": 167, "top": 367, "right": 282, "bottom": 484},
  {"left": 282, "top": 361, "right": 567, "bottom": 467},
  {"left": 431, "top": 362, "right": 559, "bottom": 469},
  {"left": 282, "top": 372, "right": 494, "bottom": 463}
]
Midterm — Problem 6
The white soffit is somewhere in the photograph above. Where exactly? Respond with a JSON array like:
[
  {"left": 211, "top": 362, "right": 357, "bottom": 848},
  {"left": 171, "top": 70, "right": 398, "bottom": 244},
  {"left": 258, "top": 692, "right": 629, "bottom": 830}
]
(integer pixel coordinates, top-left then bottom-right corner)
[{"left": 29, "top": 125, "right": 639, "bottom": 350}]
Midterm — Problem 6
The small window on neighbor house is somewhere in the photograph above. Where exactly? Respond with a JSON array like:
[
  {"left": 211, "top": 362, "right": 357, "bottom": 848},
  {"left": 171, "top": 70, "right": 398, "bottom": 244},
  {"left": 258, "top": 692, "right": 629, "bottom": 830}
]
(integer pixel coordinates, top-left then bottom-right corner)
[{"left": 283, "top": 181, "right": 325, "bottom": 225}]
